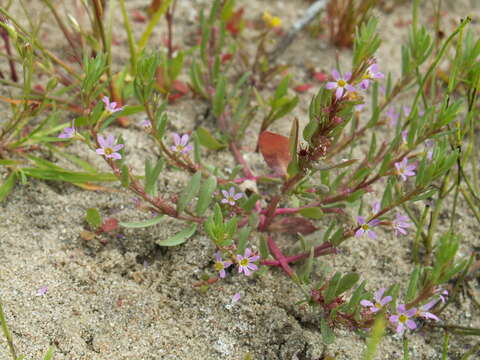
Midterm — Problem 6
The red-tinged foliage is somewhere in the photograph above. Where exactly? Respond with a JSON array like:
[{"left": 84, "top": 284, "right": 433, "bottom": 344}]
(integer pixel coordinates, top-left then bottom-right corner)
[
  {"left": 258, "top": 131, "right": 291, "bottom": 176},
  {"left": 221, "top": 53, "right": 233, "bottom": 64},
  {"left": 313, "top": 71, "right": 328, "bottom": 82},
  {"left": 226, "top": 8, "right": 244, "bottom": 36},
  {"left": 33, "top": 84, "right": 45, "bottom": 93},
  {"left": 131, "top": 9, "right": 147, "bottom": 23},
  {"left": 294, "top": 83, "right": 314, "bottom": 93},
  {"left": 101, "top": 218, "right": 119, "bottom": 232},
  {"left": 168, "top": 80, "right": 189, "bottom": 102},
  {"left": 268, "top": 217, "right": 317, "bottom": 235}
]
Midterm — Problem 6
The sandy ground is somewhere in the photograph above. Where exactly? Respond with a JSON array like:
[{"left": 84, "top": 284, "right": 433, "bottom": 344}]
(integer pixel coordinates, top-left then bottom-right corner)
[{"left": 0, "top": 0, "right": 479, "bottom": 359}]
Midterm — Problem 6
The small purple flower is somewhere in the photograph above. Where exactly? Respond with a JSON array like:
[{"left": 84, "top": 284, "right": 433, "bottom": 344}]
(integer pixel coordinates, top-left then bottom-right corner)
[
  {"left": 403, "top": 106, "right": 424, "bottom": 118},
  {"left": 36, "top": 286, "right": 48, "bottom": 296},
  {"left": 58, "top": 122, "right": 75, "bottom": 139},
  {"left": 394, "top": 157, "right": 416, "bottom": 181},
  {"left": 214, "top": 252, "right": 232, "bottom": 278},
  {"left": 171, "top": 133, "right": 193, "bottom": 154},
  {"left": 371, "top": 201, "right": 381, "bottom": 214},
  {"left": 435, "top": 288, "right": 449, "bottom": 303},
  {"left": 386, "top": 106, "right": 399, "bottom": 127},
  {"left": 360, "top": 288, "right": 392, "bottom": 313},
  {"left": 221, "top": 187, "right": 243, "bottom": 206},
  {"left": 360, "top": 64, "right": 384, "bottom": 90},
  {"left": 355, "top": 216, "right": 380, "bottom": 239},
  {"left": 236, "top": 248, "right": 259, "bottom": 276},
  {"left": 325, "top": 69, "right": 356, "bottom": 99},
  {"left": 401, "top": 130, "right": 408, "bottom": 144},
  {"left": 231, "top": 292, "right": 241, "bottom": 303},
  {"left": 416, "top": 299, "right": 440, "bottom": 321},
  {"left": 96, "top": 134, "right": 124, "bottom": 160},
  {"left": 102, "top": 96, "right": 124, "bottom": 113},
  {"left": 140, "top": 120, "right": 152, "bottom": 128},
  {"left": 392, "top": 213, "right": 411, "bottom": 236},
  {"left": 389, "top": 304, "right": 417, "bottom": 336},
  {"left": 425, "top": 139, "right": 434, "bottom": 161}
]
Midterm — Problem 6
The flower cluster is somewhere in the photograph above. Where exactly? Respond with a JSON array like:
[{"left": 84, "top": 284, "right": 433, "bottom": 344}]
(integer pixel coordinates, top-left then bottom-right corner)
[
  {"left": 214, "top": 248, "right": 260, "bottom": 278},
  {"left": 262, "top": 11, "right": 282, "bottom": 28},
  {"left": 361, "top": 288, "right": 447, "bottom": 336},
  {"left": 326, "top": 64, "right": 384, "bottom": 100}
]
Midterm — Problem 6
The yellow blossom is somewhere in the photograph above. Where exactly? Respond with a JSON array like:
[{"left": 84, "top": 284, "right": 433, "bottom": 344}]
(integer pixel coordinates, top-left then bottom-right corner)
[{"left": 263, "top": 11, "right": 282, "bottom": 28}]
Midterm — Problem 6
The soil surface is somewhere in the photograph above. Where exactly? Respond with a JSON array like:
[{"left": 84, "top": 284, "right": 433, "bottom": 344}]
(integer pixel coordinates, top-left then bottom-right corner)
[{"left": 0, "top": 0, "right": 479, "bottom": 359}]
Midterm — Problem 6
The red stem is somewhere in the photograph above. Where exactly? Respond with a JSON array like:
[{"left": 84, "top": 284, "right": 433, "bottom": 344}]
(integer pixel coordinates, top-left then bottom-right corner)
[{"left": 262, "top": 242, "right": 336, "bottom": 268}]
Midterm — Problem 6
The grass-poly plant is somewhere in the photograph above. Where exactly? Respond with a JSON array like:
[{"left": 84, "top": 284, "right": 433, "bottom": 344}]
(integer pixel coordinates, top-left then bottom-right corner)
[{"left": 0, "top": 0, "right": 479, "bottom": 358}]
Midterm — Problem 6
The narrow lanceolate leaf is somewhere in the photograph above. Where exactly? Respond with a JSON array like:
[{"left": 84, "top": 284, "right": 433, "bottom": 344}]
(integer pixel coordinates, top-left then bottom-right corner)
[
  {"left": 157, "top": 223, "right": 197, "bottom": 246},
  {"left": 335, "top": 273, "right": 360, "bottom": 297},
  {"left": 0, "top": 172, "right": 17, "bottom": 202},
  {"left": 119, "top": 216, "right": 163, "bottom": 228},
  {"left": 196, "top": 127, "right": 226, "bottom": 150},
  {"left": 177, "top": 172, "right": 202, "bottom": 214},
  {"left": 86, "top": 208, "right": 102, "bottom": 230},
  {"left": 320, "top": 317, "right": 336, "bottom": 345},
  {"left": 195, "top": 176, "right": 217, "bottom": 216},
  {"left": 145, "top": 157, "right": 164, "bottom": 196}
]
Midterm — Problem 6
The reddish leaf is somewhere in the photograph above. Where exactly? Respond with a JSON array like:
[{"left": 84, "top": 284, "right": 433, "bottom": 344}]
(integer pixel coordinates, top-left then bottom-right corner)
[
  {"left": 294, "top": 83, "right": 313, "bottom": 93},
  {"left": 268, "top": 217, "right": 317, "bottom": 235},
  {"left": 313, "top": 72, "right": 328, "bottom": 82},
  {"left": 258, "top": 131, "right": 291, "bottom": 176},
  {"left": 221, "top": 53, "right": 233, "bottom": 64},
  {"left": 172, "top": 80, "right": 189, "bottom": 95},
  {"left": 131, "top": 9, "right": 147, "bottom": 23},
  {"left": 226, "top": 8, "right": 244, "bottom": 36},
  {"left": 101, "top": 218, "right": 119, "bottom": 232}
]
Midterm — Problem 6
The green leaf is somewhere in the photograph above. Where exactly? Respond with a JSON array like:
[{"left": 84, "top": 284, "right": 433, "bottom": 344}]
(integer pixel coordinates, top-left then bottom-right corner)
[
  {"left": 43, "top": 347, "right": 55, "bottom": 360},
  {"left": 196, "top": 127, "right": 226, "bottom": 150},
  {"left": 320, "top": 317, "right": 336, "bottom": 344},
  {"left": 213, "top": 75, "right": 227, "bottom": 117},
  {"left": 157, "top": 223, "right": 197, "bottom": 246},
  {"left": 405, "top": 265, "right": 420, "bottom": 302},
  {"left": 22, "top": 168, "right": 117, "bottom": 183},
  {"left": 119, "top": 216, "right": 163, "bottom": 228},
  {"left": 177, "top": 172, "right": 202, "bottom": 214},
  {"left": 299, "top": 207, "right": 324, "bottom": 219},
  {"left": 86, "top": 208, "right": 102, "bottom": 229},
  {"left": 335, "top": 273, "right": 360, "bottom": 297},
  {"left": 145, "top": 157, "right": 164, "bottom": 196},
  {"left": 195, "top": 176, "right": 217, "bottom": 216},
  {"left": 325, "top": 272, "right": 341, "bottom": 303},
  {"left": 0, "top": 172, "right": 16, "bottom": 202}
]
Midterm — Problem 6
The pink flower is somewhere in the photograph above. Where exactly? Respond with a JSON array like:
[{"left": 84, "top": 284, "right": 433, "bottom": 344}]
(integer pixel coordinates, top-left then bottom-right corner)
[
  {"left": 36, "top": 286, "right": 48, "bottom": 296},
  {"left": 425, "top": 139, "right": 434, "bottom": 161},
  {"left": 403, "top": 106, "right": 424, "bottom": 118},
  {"left": 360, "top": 288, "right": 392, "bottom": 313},
  {"left": 140, "top": 120, "right": 152, "bottom": 128},
  {"left": 355, "top": 216, "right": 380, "bottom": 239},
  {"left": 389, "top": 304, "right": 417, "bottom": 336},
  {"left": 416, "top": 299, "right": 440, "bottom": 321},
  {"left": 392, "top": 213, "right": 411, "bottom": 236},
  {"left": 102, "top": 96, "right": 124, "bottom": 113},
  {"left": 386, "top": 106, "right": 399, "bottom": 127},
  {"left": 171, "top": 133, "right": 193, "bottom": 154},
  {"left": 231, "top": 292, "right": 241, "bottom": 303},
  {"left": 221, "top": 187, "right": 243, "bottom": 206},
  {"left": 58, "top": 122, "right": 75, "bottom": 139},
  {"left": 435, "top": 288, "right": 448, "bottom": 303},
  {"left": 360, "top": 64, "right": 384, "bottom": 90},
  {"left": 394, "top": 157, "right": 416, "bottom": 181},
  {"left": 325, "top": 69, "right": 356, "bottom": 99},
  {"left": 236, "top": 248, "right": 259, "bottom": 276},
  {"left": 214, "top": 252, "right": 232, "bottom": 278},
  {"left": 96, "top": 134, "right": 124, "bottom": 160}
]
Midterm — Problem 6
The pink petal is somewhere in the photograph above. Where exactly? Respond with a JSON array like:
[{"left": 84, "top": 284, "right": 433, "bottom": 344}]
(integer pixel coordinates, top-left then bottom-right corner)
[
  {"left": 221, "top": 198, "right": 229, "bottom": 204},
  {"left": 406, "top": 320, "right": 417, "bottom": 330},
  {"left": 249, "top": 255, "right": 260, "bottom": 262},
  {"left": 106, "top": 134, "right": 115, "bottom": 147},
  {"left": 344, "top": 72, "right": 352, "bottom": 81},
  {"left": 380, "top": 296, "right": 392, "bottom": 306},
  {"left": 244, "top": 248, "right": 252, "bottom": 257},
  {"left": 374, "top": 288, "right": 386, "bottom": 301},
  {"left": 331, "top": 69, "right": 340, "bottom": 80},
  {"left": 172, "top": 133, "right": 181, "bottom": 145},
  {"left": 325, "top": 82, "right": 337, "bottom": 90},
  {"left": 180, "top": 134, "right": 189, "bottom": 146},
  {"left": 361, "top": 300, "right": 374, "bottom": 307},
  {"left": 113, "top": 144, "right": 124, "bottom": 151},
  {"left": 335, "top": 87, "right": 343, "bottom": 99},
  {"left": 221, "top": 190, "right": 229, "bottom": 198},
  {"left": 396, "top": 324, "right": 405, "bottom": 335},
  {"left": 233, "top": 193, "right": 243, "bottom": 200},
  {"left": 367, "top": 230, "right": 377, "bottom": 239},
  {"left": 97, "top": 135, "right": 106, "bottom": 148},
  {"left": 247, "top": 263, "right": 258, "bottom": 271},
  {"left": 389, "top": 315, "right": 399, "bottom": 323},
  {"left": 102, "top": 96, "right": 109, "bottom": 106},
  {"left": 219, "top": 269, "right": 226, "bottom": 278},
  {"left": 355, "top": 229, "right": 365, "bottom": 237},
  {"left": 110, "top": 153, "right": 122, "bottom": 160},
  {"left": 356, "top": 216, "right": 366, "bottom": 225},
  {"left": 183, "top": 145, "right": 193, "bottom": 153},
  {"left": 96, "top": 149, "right": 105, "bottom": 155},
  {"left": 215, "top": 252, "right": 222, "bottom": 262}
]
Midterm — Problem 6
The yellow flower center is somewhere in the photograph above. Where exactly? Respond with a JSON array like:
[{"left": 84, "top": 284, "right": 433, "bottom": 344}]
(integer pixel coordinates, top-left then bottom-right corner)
[
  {"left": 239, "top": 258, "right": 249, "bottom": 267},
  {"left": 337, "top": 79, "right": 346, "bottom": 87},
  {"left": 214, "top": 262, "right": 224, "bottom": 271},
  {"left": 105, "top": 147, "right": 113, "bottom": 155},
  {"left": 361, "top": 224, "right": 370, "bottom": 231},
  {"left": 399, "top": 314, "right": 408, "bottom": 323},
  {"left": 375, "top": 302, "right": 382, "bottom": 309}
]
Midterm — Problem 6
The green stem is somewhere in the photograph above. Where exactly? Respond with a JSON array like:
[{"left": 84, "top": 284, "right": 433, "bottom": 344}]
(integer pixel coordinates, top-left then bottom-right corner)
[
  {"left": 0, "top": 301, "right": 17, "bottom": 360},
  {"left": 118, "top": 0, "right": 137, "bottom": 75}
]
